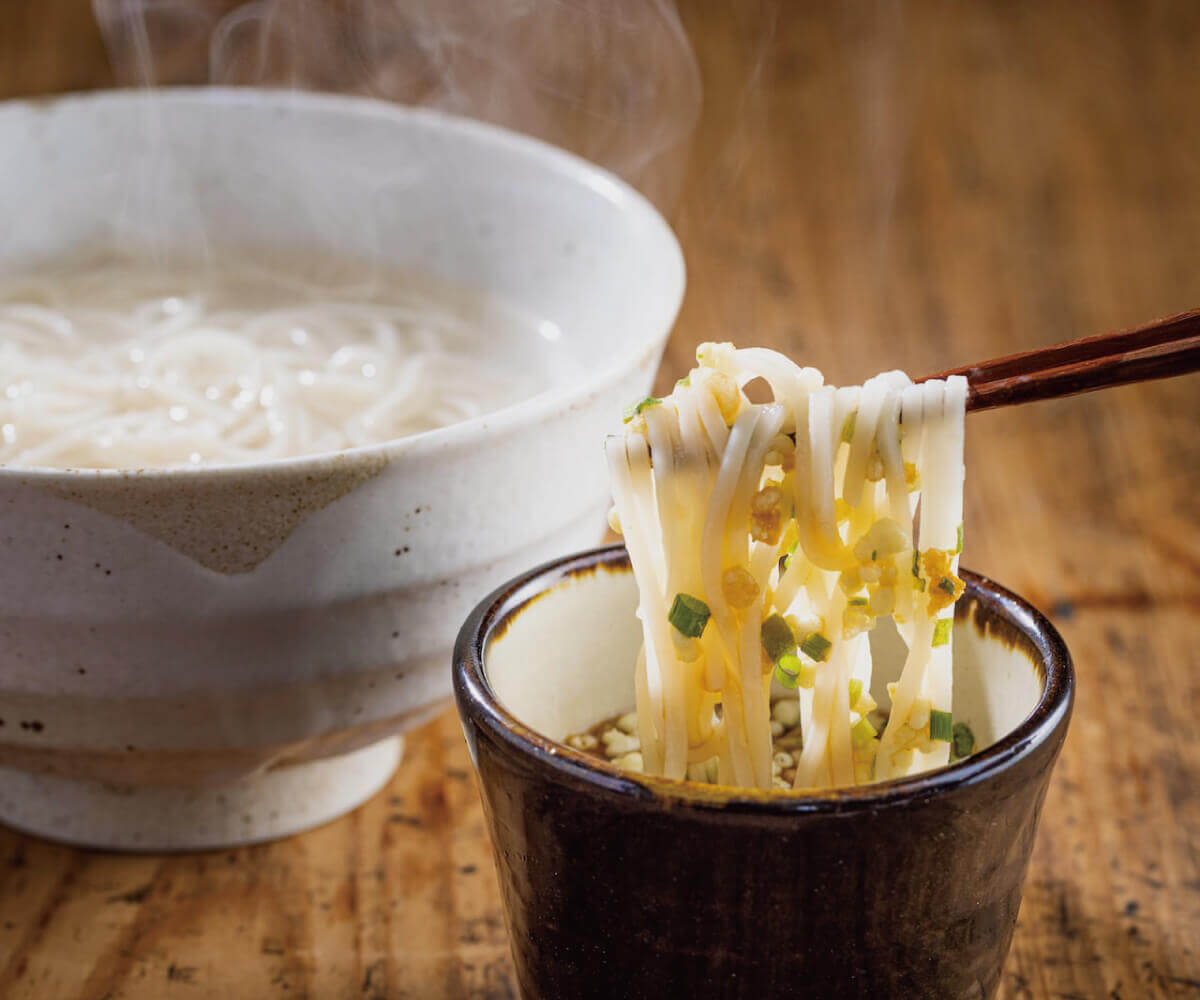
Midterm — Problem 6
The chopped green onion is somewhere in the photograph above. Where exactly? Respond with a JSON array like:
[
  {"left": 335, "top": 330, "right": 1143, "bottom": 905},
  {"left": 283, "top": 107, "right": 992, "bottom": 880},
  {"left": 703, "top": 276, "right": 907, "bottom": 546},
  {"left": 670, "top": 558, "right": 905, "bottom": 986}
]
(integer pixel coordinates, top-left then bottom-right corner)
[
  {"left": 912, "top": 550, "right": 927, "bottom": 590},
  {"left": 800, "top": 631, "right": 832, "bottom": 662},
  {"left": 951, "top": 721, "right": 975, "bottom": 760},
  {"left": 937, "top": 577, "right": 957, "bottom": 596},
  {"left": 932, "top": 618, "right": 952, "bottom": 647},
  {"left": 777, "top": 652, "right": 802, "bottom": 676},
  {"left": 668, "top": 593, "right": 710, "bottom": 638},
  {"left": 782, "top": 538, "right": 798, "bottom": 569},
  {"left": 779, "top": 653, "right": 816, "bottom": 689},
  {"left": 955, "top": 523, "right": 964, "bottom": 555},
  {"left": 929, "top": 709, "right": 953, "bottom": 742},
  {"left": 774, "top": 653, "right": 802, "bottom": 690},
  {"left": 761, "top": 613, "right": 796, "bottom": 662},
  {"left": 622, "top": 396, "right": 661, "bottom": 422},
  {"left": 675, "top": 376, "right": 691, "bottom": 389},
  {"left": 851, "top": 716, "right": 877, "bottom": 747},
  {"left": 841, "top": 412, "right": 856, "bottom": 443},
  {"left": 848, "top": 596, "right": 868, "bottom": 607},
  {"left": 848, "top": 678, "right": 863, "bottom": 707}
]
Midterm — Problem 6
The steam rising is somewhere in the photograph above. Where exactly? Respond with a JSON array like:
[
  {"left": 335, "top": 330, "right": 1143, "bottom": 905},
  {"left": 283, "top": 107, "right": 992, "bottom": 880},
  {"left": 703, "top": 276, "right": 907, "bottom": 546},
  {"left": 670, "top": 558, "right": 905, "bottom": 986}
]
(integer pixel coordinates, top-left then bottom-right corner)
[{"left": 92, "top": 0, "right": 701, "bottom": 211}]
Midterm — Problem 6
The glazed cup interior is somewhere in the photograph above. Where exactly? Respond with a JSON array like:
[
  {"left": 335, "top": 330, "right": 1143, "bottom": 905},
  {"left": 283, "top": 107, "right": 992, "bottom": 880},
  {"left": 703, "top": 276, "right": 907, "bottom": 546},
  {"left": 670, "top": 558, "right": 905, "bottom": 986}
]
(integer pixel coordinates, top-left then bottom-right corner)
[{"left": 480, "top": 546, "right": 1060, "bottom": 794}]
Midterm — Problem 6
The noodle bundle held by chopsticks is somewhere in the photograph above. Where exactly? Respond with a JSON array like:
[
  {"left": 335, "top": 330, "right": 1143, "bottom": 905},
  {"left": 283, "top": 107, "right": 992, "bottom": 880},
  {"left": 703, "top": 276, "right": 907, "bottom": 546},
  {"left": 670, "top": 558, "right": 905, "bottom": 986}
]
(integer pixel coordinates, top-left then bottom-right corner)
[{"left": 606, "top": 343, "right": 967, "bottom": 790}]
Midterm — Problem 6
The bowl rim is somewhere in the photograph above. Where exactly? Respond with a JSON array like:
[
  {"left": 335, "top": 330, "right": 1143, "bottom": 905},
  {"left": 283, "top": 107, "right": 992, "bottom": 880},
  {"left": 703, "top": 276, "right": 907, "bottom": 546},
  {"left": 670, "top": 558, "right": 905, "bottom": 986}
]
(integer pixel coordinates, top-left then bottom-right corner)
[
  {"left": 0, "top": 87, "right": 685, "bottom": 482},
  {"left": 454, "top": 543, "right": 1075, "bottom": 814}
]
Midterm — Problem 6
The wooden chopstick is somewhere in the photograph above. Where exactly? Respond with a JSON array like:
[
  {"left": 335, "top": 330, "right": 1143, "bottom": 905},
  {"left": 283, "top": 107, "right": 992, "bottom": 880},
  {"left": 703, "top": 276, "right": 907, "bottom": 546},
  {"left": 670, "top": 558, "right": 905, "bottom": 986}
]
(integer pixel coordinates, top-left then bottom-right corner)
[{"left": 916, "top": 307, "right": 1200, "bottom": 411}]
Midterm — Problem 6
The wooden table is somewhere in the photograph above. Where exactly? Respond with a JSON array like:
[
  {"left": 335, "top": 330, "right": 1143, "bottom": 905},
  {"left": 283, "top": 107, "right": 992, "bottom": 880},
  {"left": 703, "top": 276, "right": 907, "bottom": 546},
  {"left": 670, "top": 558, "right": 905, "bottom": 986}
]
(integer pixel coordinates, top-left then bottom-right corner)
[{"left": 1, "top": 1, "right": 1197, "bottom": 996}]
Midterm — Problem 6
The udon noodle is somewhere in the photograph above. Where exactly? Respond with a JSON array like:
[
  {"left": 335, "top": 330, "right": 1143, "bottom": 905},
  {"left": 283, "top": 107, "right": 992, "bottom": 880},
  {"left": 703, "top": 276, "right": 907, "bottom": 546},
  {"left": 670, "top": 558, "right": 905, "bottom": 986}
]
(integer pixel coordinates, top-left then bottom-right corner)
[
  {"left": 0, "top": 256, "right": 542, "bottom": 470},
  {"left": 605, "top": 343, "right": 967, "bottom": 790}
]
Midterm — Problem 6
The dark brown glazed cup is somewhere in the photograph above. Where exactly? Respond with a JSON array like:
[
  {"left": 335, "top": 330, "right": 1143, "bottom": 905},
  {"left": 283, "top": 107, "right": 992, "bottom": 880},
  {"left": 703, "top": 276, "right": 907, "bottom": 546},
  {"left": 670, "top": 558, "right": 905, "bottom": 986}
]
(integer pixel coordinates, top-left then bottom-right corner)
[{"left": 454, "top": 545, "right": 1073, "bottom": 1000}]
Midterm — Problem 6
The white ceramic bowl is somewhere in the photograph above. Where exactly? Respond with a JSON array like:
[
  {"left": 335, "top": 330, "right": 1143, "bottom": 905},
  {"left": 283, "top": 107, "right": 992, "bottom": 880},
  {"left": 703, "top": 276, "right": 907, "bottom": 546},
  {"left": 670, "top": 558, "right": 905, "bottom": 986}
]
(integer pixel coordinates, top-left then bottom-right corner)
[{"left": 0, "top": 89, "right": 684, "bottom": 849}]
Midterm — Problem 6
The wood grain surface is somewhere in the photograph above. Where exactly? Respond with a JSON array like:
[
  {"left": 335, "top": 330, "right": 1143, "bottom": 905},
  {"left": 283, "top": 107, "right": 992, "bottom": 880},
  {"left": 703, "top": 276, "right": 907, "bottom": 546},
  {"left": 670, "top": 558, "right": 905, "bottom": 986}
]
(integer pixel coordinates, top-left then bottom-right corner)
[{"left": 1, "top": 1, "right": 1198, "bottom": 997}]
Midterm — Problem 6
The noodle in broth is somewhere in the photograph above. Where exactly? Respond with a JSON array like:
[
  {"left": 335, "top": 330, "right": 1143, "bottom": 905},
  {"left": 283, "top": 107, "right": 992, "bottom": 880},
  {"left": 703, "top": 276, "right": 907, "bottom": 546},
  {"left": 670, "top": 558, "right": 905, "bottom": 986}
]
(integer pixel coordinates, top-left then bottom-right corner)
[{"left": 0, "top": 255, "right": 555, "bottom": 470}]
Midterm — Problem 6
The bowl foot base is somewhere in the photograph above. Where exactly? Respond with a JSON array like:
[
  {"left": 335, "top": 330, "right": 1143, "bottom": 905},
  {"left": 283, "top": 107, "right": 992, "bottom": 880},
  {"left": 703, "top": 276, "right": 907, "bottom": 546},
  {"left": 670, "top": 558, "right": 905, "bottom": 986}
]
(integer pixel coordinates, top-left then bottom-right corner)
[{"left": 0, "top": 736, "right": 403, "bottom": 851}]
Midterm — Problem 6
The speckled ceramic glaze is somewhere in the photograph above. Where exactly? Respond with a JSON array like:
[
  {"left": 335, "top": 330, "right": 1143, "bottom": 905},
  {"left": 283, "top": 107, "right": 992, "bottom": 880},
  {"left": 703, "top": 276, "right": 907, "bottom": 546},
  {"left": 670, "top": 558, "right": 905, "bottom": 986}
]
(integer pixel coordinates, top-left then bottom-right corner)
[
  {"left": 0, "top": 91, "right": 684, "bottom": 849},
  {"left": 455, "top": 545, "right": 1074, "bottom": 1000}
]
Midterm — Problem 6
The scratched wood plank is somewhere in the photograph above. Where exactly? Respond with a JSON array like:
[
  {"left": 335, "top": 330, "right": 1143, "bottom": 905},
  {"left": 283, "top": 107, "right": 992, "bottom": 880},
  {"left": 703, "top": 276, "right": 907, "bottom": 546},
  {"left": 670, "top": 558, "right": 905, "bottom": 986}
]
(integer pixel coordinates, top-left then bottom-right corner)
[{"left": 1, "top": 1, "right": 1198, "bottom": 998}]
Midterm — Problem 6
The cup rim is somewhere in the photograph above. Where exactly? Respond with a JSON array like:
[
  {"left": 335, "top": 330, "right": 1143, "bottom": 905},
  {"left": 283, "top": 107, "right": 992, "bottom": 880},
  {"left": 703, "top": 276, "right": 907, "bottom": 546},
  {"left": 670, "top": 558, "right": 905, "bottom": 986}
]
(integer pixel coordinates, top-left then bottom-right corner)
[{"left": 454, "top": 543, "right": 1074, "bottom": 814}]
